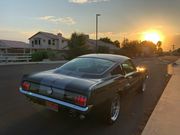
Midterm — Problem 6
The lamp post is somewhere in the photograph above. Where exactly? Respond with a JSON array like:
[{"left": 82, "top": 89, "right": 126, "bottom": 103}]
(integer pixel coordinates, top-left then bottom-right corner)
[{"left": 96, "top": 14, "right": 101, "bottom": 53}]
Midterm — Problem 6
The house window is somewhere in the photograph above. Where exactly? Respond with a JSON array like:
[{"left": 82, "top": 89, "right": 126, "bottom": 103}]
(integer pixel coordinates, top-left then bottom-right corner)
[
  {"left": 35, "top": 40, "right": 38, "bottom": 45},
  {"left": 52, "top": 39, "right": 55, "bottom": 45},
  {"left": 48, "top": 40, "right": 51, "bottom": 45},
  {"left": 39, "top": 40, "right": 41, "bottom": 45},
  {"left": 32, "top": 41, "right": 34, "bottom": 45}
]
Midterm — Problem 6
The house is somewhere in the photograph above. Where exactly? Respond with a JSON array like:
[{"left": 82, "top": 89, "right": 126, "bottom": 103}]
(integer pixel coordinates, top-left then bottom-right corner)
[
  {"left": 0, "top": 40, "right": 29, "bottom": 53},
  {"left": 29, "top": 32, "right": 68, "bottom": 50},
  {"left": 87, "top": 39, "right": 120, "bottom": 51},
  {"left": 74, "top": 35, "right": 120, "bottom": 52}
]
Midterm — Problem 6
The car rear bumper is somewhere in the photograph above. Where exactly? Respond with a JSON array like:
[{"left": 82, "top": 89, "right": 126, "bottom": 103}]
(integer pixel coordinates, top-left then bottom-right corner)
[{"left": 19, "top": 87, "right": 90, "bottom": 112}]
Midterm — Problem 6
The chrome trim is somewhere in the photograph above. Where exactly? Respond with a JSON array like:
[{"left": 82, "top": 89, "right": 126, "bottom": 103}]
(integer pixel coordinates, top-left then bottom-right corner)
[
  {"left": 19, "top": 88, "right": 89, "bottom": 112},
  {"left": 125, "top": 71, "right": 137, "bottom": 78}
]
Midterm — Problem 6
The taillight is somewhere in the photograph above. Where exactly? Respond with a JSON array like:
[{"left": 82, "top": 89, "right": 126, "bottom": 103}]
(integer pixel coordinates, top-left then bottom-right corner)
[
  {"left": 22, "top": 81, "right": 30, "bottom": 91},
  {"left": 74, "top": 96, "right": 87, "bottom": 107}
]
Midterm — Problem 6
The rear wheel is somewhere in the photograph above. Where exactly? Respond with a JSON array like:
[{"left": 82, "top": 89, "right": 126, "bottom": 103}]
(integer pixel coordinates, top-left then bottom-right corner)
[{"left": 105, "top": 94, "right": 121, "bottom": 124}]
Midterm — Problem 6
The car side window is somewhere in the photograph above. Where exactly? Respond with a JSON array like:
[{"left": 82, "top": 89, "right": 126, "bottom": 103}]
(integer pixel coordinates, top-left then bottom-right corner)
[
  {"left": 111, "top": 65, "right": 124, "bottom": 76},
  {"left": 122, "top": 60, "right": 136, "bottom": 74}
]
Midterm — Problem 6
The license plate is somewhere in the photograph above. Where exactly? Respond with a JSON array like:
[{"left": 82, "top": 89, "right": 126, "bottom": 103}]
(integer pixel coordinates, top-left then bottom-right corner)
[{"left": 46, "top": 101, "right": 59, "bottom": 112}]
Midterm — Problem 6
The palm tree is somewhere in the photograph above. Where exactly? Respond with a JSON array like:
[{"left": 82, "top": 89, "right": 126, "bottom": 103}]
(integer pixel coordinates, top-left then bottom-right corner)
[
  {"left": 157, "top": 41, "right": 162, "bottom": 49},
  {"left": 157, "top": 41, "right": 163, "bottom": 55}
]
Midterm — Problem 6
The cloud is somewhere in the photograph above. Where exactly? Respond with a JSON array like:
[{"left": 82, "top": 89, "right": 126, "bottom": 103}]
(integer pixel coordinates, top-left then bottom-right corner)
[
  {"left": 69, "top": 0, "right": 110, "bottom": 4},
  {"left": 39, "top": 16, "right": 76, "bottom": 25},
  {"left": 0, "top": 29, "right": 30, "bottom": 42}
]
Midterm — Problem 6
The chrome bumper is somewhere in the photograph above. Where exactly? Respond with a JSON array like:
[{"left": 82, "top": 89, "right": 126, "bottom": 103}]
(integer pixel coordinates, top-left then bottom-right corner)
[{"left": 19, "top": 88, "right": 89, "bottom": 112}]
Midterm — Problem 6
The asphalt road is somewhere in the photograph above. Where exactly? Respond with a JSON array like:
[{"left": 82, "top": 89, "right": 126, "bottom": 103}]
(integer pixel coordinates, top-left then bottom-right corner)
[{"left": 0, "top": 57, "right": 171, "bottom": 135}]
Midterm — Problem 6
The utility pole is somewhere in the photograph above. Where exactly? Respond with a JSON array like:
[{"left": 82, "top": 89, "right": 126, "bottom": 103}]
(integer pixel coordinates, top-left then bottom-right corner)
[
  {"left": 172, "top": 44, "right": 175, "bottom": 51},
  {"left": 96, "top": 14, "right": 101, "bottom": 53}
]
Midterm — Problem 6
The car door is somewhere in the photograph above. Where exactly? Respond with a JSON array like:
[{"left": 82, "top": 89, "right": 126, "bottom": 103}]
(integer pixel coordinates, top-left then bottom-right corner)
[
  {"left": 107, "top": 64, "right": 128, "bottom": 92},
  {"left": 121, "top": 60, "right": 140, "bottom": 92}
]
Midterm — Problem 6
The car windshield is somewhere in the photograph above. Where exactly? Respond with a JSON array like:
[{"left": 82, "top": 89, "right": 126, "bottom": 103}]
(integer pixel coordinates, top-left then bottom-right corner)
[{"left": 55, "top": 57, "right": 115, "bottom": 77}]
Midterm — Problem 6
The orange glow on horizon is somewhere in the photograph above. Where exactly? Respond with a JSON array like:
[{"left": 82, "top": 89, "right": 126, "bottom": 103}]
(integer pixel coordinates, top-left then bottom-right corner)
[{"left": 142, "top": 30, "right": 163, "bottom": 44}]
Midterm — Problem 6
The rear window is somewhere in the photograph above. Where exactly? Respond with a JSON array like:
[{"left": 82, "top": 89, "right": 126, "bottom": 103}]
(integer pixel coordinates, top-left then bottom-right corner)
[{"left": 56, "top": 57, "right": 115, "bottom": 75}]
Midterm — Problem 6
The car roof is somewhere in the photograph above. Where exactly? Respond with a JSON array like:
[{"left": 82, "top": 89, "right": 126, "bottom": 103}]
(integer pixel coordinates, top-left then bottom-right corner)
[{"left": 79, "top": 54, "right": 130, "bottom": 63}]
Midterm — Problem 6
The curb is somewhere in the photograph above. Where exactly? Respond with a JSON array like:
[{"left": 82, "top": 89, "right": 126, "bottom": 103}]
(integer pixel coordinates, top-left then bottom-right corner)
[{"left": 142, "top": 59, "right": 180, "bottom": 135}]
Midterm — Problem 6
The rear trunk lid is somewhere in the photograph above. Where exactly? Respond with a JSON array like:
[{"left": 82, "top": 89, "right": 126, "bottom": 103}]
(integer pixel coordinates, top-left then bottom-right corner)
[{"left": 22, "top": 70, "right": 100, "bottom": 103}]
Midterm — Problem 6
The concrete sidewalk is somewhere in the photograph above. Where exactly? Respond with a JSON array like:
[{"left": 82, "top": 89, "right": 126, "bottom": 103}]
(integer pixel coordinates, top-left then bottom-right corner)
[{"left": 142, "top": 59, "right": 180, "bottom": 135}]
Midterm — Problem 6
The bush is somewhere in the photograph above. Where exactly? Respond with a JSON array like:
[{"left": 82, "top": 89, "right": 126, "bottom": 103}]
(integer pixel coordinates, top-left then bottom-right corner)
[
  {"left": 31, "top": 51, "right": 48, "bottom": 61},
  {"left": 47, "top": 51, "right": 56, "bottom": 60}
]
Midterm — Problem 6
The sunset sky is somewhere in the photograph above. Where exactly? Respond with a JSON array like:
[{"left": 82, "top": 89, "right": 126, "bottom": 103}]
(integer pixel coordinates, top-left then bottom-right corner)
[{"left": 0, "top": 0, "right": 180, "bottom": 50}]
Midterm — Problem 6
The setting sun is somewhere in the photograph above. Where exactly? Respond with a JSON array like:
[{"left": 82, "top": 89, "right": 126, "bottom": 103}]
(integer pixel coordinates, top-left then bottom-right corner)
[{"left": 144, "top": 32, "right": 161, "bottom": 44}]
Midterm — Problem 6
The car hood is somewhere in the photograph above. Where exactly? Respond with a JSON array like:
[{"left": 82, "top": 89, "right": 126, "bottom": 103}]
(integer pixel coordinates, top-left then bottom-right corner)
[{"left": 23, "top": 70, "right": 101, "bottom": 95}]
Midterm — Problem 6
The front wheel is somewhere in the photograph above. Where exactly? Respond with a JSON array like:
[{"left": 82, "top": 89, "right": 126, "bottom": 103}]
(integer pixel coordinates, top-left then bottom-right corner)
[
  {"left": 105, "top": 94, "right": 121, "bottom": 124},
  {"left": 138, "top": 79, "right": 147, "bottom": 93}
]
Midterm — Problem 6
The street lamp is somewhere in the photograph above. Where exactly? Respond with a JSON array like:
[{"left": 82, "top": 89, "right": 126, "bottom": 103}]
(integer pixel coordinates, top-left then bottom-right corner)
[{"left": 96, "top": 14, "right": 101, "bottom": 53}]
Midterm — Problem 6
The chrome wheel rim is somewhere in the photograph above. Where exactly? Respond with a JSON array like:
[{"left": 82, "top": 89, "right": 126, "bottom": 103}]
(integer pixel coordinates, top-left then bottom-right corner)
[
  {"left": 111, "top": 96, "right": 120, "bottom": 121},
  {"left": 142, "top": 82, "right": 146, "bottom": 92}
]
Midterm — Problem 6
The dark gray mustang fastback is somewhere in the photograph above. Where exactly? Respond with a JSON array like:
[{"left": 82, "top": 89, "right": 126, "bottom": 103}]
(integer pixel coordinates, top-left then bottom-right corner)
[{"left": 19, "top": 54, "right": 148, "bottom": 124}]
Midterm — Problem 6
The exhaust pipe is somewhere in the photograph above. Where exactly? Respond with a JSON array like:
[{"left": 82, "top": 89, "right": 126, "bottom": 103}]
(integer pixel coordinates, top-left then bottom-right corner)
[
  {"left": 69, "top": 110, "right": 86, "bottom": 120},
  {"left": 79, "top": 114, "right": 86, "bottom": 120}
]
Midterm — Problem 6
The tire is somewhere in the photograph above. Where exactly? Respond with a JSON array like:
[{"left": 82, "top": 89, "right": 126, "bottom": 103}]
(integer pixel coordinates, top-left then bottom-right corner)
[
  {"left": 104, "top": 94, "right": 121, "bottom": 125},
  {"left": 138, "top": 80, "right": 146, "bottom": 93}
]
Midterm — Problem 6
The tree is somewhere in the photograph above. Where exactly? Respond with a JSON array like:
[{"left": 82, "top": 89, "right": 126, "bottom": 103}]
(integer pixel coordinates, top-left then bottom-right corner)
[
  {"left": 156, "top": 41, "right": 163, "bottom": 55},
  {"left": 120, "top": 39, "right": 142, "bottom": 57},
  {"left": 157, "top": 41, "right": 162, "bottom": 49},
  {"left": 67, "top": 32, "right": 89, "bottom": 59},
  {"left": 141, "top": 41, "right": 157, "bottom": 56},
  {"left": 113, "top": 40, "right": 120, "bottom": 48},
  {"left": 100, "top": 37, "right": 113, "bottom": 44},
  {"left": 121, "top": 38, "right": 129, "bottom": 48},
  {"left": 100, "top": 37, "right": 120, "bottom": 48}
]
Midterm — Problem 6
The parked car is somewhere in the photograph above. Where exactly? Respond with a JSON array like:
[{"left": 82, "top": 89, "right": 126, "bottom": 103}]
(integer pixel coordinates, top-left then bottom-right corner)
[{"left": 19, "top": 54, "right": 148, "bottom": 124}]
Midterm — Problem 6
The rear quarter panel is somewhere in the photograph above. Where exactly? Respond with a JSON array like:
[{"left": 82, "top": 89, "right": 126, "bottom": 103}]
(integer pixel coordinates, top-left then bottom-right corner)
[{"left": 89, "top": 77, "right": 127, "bottom": 107}]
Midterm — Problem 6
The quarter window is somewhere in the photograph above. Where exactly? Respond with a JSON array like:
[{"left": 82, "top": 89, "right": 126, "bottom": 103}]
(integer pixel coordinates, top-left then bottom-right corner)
[
  {"left": 111, "top": 65, "right": 124, "bottom": 75},
  {"left": 122, "top": 60, "right": 136, "bottom": 74}
]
